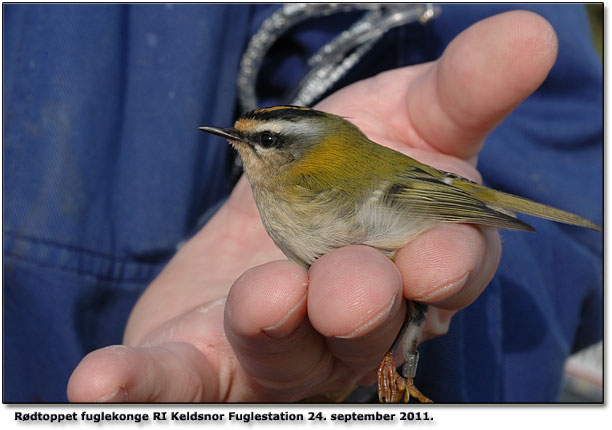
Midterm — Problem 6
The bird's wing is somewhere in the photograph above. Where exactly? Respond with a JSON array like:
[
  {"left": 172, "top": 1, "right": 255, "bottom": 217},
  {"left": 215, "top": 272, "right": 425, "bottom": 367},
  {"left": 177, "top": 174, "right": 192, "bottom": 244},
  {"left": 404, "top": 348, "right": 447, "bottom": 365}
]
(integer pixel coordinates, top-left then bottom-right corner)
[{"left": 383, "top": 167, "right": 536, "bottom": 231}]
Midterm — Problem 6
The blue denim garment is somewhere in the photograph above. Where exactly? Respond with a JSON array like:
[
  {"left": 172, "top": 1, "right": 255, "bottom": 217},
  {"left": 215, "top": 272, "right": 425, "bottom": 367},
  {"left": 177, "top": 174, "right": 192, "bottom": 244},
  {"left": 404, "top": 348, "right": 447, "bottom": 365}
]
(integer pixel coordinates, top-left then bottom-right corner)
[
  {"left": 3, "top": 4, "right": 602, "bottom": 402},
  {"left": 3, "top": 3, "right": 247, "bottom": 402}
]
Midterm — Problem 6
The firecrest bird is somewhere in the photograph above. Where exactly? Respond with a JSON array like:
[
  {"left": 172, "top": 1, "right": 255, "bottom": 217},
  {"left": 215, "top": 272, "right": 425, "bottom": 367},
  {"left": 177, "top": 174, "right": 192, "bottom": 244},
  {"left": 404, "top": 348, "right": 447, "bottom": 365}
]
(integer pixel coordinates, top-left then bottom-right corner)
[{"left": 199, "top": 105, "right": 601, "bottom": 403}]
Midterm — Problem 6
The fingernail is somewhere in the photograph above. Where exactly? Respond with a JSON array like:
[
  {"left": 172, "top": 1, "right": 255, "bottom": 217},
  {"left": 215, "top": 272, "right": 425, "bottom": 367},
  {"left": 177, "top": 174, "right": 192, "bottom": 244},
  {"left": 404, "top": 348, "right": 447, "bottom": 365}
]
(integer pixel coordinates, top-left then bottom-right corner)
[
  {"left": 95, "top": 385, "right": 128, "bottom": 402},
  {"left": 335, "top": 294, "right": 398, "bottom": 339},
  {"left": 417, "top": 272, "right": 470, "bottom": 301},
  {"left": 262, "top": 293, "right": 307, "bottom": 339}
]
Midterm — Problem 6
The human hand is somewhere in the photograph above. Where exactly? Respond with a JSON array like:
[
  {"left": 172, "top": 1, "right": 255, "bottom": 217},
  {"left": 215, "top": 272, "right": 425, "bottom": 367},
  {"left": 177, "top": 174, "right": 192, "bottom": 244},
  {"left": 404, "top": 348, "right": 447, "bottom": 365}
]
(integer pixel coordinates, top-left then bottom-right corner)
[{"left": 67, "top": 10, "right": 558, "bottom": 402}]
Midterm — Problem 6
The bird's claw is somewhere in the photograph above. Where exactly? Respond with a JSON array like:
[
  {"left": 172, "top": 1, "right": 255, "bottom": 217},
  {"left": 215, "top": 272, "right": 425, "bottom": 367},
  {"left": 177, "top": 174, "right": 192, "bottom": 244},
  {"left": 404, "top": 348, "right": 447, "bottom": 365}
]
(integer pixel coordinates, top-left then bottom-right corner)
[{"left": 377, "top": 351, "right": 432, "bottom": 403}]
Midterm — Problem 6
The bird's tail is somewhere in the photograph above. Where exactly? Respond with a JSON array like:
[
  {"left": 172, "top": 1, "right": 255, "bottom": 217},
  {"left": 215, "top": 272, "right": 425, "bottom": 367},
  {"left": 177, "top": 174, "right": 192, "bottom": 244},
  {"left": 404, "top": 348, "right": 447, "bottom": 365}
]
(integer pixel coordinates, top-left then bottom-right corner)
[{"left": 454, "top": 181, "right": 601, "bottom": 232}]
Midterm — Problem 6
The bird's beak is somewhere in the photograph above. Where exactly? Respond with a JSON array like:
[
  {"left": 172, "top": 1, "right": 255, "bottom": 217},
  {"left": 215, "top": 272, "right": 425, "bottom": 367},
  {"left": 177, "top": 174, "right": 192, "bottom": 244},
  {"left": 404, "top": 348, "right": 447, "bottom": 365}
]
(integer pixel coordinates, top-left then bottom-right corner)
[{"left": 198, "top": 126, "right": 244, "bottom": 142}]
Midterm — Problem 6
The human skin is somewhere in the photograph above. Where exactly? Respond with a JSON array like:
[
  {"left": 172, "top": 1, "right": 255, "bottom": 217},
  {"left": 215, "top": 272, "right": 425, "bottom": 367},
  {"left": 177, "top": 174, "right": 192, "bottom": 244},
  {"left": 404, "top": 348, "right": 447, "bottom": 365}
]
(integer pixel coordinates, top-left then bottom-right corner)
[{"left": 67, "top": 10, "right": 558, "bottom": 402}]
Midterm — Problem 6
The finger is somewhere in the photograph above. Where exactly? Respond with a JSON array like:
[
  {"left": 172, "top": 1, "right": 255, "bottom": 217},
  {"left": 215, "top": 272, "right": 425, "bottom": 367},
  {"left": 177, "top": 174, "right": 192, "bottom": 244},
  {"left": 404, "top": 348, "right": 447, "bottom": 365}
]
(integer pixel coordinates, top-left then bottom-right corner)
[
  {"left": 67, "top": 343, "right": 220, "bottom": 402},
  {"left": 224, "top": 260, "right": 332, "bottom": 399},
  {"left": 316, "top": 11, "right": 558, "bottom": 162},
  {"left": 408, "top": 10, "right": 558, "bottom": 159},
  {"left": 394, "top": 224, "right": 501, "bottom": 311},
  {"left": 307, "top": 246, "right": 406, "bottom": 374}
]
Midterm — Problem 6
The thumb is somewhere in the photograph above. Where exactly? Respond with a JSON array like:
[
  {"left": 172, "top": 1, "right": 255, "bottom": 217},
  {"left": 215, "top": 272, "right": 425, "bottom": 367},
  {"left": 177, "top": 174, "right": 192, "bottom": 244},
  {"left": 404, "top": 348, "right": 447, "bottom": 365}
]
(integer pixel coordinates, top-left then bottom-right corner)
[{"left": 408, "top": 10, "right": 558, "bottom": 159}]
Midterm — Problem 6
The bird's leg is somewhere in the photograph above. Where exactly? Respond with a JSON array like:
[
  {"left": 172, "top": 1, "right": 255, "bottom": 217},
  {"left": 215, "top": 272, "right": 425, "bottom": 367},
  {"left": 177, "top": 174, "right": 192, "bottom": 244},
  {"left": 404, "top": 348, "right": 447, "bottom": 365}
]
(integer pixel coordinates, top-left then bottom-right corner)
[{"left": 377, "top": 301, "right": 432, "bottom": 403}]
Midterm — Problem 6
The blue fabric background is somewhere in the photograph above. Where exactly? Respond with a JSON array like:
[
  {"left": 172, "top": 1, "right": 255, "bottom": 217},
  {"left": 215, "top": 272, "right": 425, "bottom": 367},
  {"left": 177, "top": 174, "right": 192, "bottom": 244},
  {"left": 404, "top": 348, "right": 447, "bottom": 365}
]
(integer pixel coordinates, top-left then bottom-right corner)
[{"left": 3, "top": 4, "right": 602, "bottom": 402}]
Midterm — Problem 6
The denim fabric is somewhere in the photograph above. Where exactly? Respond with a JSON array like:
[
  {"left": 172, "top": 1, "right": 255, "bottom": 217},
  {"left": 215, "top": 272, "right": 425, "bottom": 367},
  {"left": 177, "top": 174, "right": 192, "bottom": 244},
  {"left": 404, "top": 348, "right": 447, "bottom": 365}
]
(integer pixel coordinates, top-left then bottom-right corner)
[
  {"left": 3, "top": 3, "right": 248, "bottom": 401},
  {"left": 3, "top": 4, "right": 602, "bottom": 402}
]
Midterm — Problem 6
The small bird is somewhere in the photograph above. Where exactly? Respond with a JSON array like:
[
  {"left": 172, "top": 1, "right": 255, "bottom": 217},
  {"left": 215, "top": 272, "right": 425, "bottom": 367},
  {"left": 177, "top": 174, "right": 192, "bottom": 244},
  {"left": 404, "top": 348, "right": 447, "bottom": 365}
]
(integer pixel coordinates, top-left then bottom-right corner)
[{"left": 199, "top": 105, "right": 601, "bottom": 403}]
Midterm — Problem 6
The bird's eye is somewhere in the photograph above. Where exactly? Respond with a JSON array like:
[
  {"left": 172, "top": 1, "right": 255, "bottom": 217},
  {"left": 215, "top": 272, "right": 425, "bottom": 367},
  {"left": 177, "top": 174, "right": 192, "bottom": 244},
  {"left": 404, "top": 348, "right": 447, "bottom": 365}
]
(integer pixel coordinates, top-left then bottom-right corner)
[{"left": 259, "top": 132, "right": 277, "bottom": 148}]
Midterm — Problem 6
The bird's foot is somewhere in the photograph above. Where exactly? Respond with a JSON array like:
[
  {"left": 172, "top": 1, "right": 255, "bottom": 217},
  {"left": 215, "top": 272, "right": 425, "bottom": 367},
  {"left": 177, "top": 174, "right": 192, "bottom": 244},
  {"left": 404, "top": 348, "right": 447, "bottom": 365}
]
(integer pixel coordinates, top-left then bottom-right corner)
[{"left": 377, "top": 351, "right": 432, "bottom": 403}]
